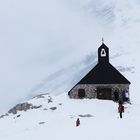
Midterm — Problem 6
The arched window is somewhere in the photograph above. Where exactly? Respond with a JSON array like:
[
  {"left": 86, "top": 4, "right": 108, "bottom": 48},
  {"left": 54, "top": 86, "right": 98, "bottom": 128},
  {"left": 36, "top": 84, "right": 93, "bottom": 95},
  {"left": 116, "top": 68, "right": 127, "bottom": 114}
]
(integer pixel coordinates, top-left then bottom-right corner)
[{"left": 101, "top": 48, "right": 106, "bottom": 57}]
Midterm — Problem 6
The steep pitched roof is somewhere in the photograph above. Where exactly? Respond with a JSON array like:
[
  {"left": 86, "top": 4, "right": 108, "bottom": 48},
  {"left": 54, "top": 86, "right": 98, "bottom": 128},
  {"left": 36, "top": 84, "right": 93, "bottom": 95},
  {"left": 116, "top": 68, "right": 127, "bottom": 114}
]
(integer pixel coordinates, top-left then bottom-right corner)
[{"left": 78, "top": 62, "right": 131, "bottom": 84}]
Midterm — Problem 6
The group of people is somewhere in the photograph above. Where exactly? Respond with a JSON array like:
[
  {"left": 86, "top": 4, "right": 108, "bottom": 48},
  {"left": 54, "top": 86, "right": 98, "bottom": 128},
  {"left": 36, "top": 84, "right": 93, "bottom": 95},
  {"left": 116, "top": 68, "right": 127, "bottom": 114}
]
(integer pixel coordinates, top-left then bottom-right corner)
[{"left": 75, "top": 101, "right": 125, "bottom": 127}]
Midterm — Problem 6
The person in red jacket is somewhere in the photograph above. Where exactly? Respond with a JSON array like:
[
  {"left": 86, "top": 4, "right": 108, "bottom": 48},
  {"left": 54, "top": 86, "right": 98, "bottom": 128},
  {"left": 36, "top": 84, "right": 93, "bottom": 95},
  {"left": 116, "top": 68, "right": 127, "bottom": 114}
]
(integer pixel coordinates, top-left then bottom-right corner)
[
  {"left": 118, "top": 103, "right": 124, "bottom": 118},
  {"left": 76, "top": 118, "right": 80, "bottom": 127}
]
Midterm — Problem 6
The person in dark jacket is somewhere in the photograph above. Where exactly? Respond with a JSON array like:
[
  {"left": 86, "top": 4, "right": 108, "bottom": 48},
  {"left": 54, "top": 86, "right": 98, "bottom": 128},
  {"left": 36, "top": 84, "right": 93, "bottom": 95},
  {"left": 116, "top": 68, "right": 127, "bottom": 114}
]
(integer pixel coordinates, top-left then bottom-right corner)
[
  {"left": 76, "top": 118, "right": 80, "bottom": 127},
  {"left": 118, "top": 103, "right": 124, "bottom": 118}
]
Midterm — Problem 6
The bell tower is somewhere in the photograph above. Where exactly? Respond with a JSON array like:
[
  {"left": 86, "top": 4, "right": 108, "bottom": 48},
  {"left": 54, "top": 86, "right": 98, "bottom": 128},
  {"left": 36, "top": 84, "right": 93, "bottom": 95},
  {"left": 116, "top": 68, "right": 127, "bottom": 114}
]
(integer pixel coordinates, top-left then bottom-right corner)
[{"left": 98, "top": 41, "right": 109, "bottom": 63}]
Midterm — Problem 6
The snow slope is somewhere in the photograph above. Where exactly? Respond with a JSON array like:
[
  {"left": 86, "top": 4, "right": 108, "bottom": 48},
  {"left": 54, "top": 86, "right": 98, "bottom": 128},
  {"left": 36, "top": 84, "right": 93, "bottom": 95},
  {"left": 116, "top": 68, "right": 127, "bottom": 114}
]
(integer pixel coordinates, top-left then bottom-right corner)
[
  {"left": 0, "top": 0, "right": 140, "bottom": 114},
  {"left": 0, "top": 94, "right": 139, "bottom": 140}
]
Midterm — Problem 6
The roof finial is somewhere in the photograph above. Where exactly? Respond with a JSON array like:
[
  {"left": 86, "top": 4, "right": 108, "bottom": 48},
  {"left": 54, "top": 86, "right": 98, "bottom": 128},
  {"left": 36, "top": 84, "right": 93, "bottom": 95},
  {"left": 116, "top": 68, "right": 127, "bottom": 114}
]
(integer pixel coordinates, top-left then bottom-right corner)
[{"left": 102, "top": 38, "right": 104, "bottom": 44}]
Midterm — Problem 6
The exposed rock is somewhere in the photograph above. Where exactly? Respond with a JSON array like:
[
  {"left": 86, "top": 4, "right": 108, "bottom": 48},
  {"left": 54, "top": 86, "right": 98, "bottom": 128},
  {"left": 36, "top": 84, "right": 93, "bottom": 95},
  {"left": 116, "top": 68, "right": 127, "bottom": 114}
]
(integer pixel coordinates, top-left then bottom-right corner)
[
  {"left": 8, "top": 103, "right": 32, "bottom": 114},
  {"left": 8, "top": 102, "right": 42, "bottom": 114},
  {"left": 48, "top": 96, "right": 53, "bottom": 103},
  {"left": 0, "top": 113, "right": 9, "bottom": 119},
  {"left": 4, "top": 94, "right": 53, "bottom": 116},
  {"left": 33, "top": 94, "right": 48, "bottom": 99},
  {"left": 79, "top": 114, "right": 93, "bottom": 117},
  {"left": 17, "top": 115, "right": 21, "bottom": 118},
  {"left": 49, "top": 107, "right": 57, "bottom": 110},
  {"left": 31, "top": 105, "right": 42, "bottom": 109},
  {"left": 13, "top": 114, "right": 21, "bottom": 119},
  {"left": 33, "top": 94, "right": 53, "bottom": 103},
  {"left": 39, "top": 122, "right": 45, "bottom": 125}
]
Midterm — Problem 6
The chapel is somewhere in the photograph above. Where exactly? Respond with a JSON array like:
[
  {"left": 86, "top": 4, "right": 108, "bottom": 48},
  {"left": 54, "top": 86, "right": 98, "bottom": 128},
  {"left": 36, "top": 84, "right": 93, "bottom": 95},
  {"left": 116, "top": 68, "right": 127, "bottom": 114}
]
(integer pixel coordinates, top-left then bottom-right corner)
[{"left": 68, "top": 42, "right": 131, "bottom": 102}]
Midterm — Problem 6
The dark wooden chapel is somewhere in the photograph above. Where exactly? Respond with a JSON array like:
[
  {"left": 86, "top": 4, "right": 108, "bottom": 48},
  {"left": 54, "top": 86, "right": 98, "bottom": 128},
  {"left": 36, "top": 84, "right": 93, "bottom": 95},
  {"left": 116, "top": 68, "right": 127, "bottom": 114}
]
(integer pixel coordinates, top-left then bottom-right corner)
[{"left": 68, "top": 42, "right": 131, "bottom": 102}]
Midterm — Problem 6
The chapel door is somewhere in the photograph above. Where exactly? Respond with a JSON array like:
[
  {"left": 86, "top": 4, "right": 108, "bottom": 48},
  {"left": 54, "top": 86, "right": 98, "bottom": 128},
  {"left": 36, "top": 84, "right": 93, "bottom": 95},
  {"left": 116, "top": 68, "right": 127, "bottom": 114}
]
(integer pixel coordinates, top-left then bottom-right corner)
[{"left": 97, "top": 88, "right": 112, "bottom": 100}]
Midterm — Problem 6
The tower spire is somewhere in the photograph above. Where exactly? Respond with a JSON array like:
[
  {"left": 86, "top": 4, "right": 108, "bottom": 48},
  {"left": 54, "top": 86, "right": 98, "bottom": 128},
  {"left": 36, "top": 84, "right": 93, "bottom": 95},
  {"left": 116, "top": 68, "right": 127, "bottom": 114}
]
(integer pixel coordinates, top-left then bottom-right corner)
[
  {"left": 98, "top": 39, "right": 109, "bottom": 63},
  {"left": 102, "top": 38, "right": 104, "bottom": 44}
]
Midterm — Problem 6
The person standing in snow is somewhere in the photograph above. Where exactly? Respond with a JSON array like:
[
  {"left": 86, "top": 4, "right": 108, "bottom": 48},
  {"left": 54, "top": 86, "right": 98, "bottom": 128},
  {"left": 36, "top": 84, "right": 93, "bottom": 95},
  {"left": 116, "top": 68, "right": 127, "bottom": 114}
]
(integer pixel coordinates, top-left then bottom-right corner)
[
  {"left": 118, "top": 103, "right": 124, "bottom": 119},
  {"left": 76, "top": 118, "right": 80, "bottom": 127}
]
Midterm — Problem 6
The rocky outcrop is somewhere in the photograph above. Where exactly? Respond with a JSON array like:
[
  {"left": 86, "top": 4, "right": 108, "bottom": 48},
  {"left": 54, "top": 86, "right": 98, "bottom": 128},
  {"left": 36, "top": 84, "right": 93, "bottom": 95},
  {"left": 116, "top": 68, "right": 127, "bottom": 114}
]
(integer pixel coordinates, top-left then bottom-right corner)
[
  {"left": 49, "top": 107, "right": 57, "bottom": 110},
  {"left": 32, "top": 105, "right": 42, "bottom": 109},
  {"left": 0, "top": 113, "right": 9, "bottom": 119},
  {"left": 8, "top": 102, "right": 42, "bottom": 114},
  {"left": 8, "top": 103, "right": 32, "bottom": 114},
  {"left": 39, "top": 122, "right": 45, "bottom": 125},
  {"left": 1, "top": 94, "right": 53, "bottom": 116},
  {"left": 33, "top": 94, "right": 46, "bottom": 99},
  {"left": 79, "top": 114, "right": 93, "bottom": 117},
  {"left": 33, "top": 94, "right": 53, "bottom": 103}
]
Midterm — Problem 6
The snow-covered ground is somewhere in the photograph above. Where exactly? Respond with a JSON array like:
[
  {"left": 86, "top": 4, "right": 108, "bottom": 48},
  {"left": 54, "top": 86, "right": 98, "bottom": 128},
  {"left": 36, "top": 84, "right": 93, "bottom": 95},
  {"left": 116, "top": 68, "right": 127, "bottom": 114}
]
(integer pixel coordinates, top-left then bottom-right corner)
[
  {"left": 0, "top": 93, "right": 139, "bottom": 140},
  {"left": 1, "top": 0, "right": 140, "bottom": 114}
]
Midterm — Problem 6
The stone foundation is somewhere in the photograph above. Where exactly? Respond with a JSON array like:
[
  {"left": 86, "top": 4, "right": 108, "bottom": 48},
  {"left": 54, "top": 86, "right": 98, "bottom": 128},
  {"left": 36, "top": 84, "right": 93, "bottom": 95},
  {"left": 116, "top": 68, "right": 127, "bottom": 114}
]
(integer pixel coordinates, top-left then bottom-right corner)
[{"left": 68, "top": 84, "right": 129, "bottom": 100}]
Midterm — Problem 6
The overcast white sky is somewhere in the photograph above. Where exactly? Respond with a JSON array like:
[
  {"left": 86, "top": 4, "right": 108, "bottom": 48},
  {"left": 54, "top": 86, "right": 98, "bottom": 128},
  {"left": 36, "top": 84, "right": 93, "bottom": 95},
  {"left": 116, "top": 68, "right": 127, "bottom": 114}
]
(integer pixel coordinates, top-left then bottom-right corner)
[{"left": 0, "top": 0, "right": 140, "bottom": 113}]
